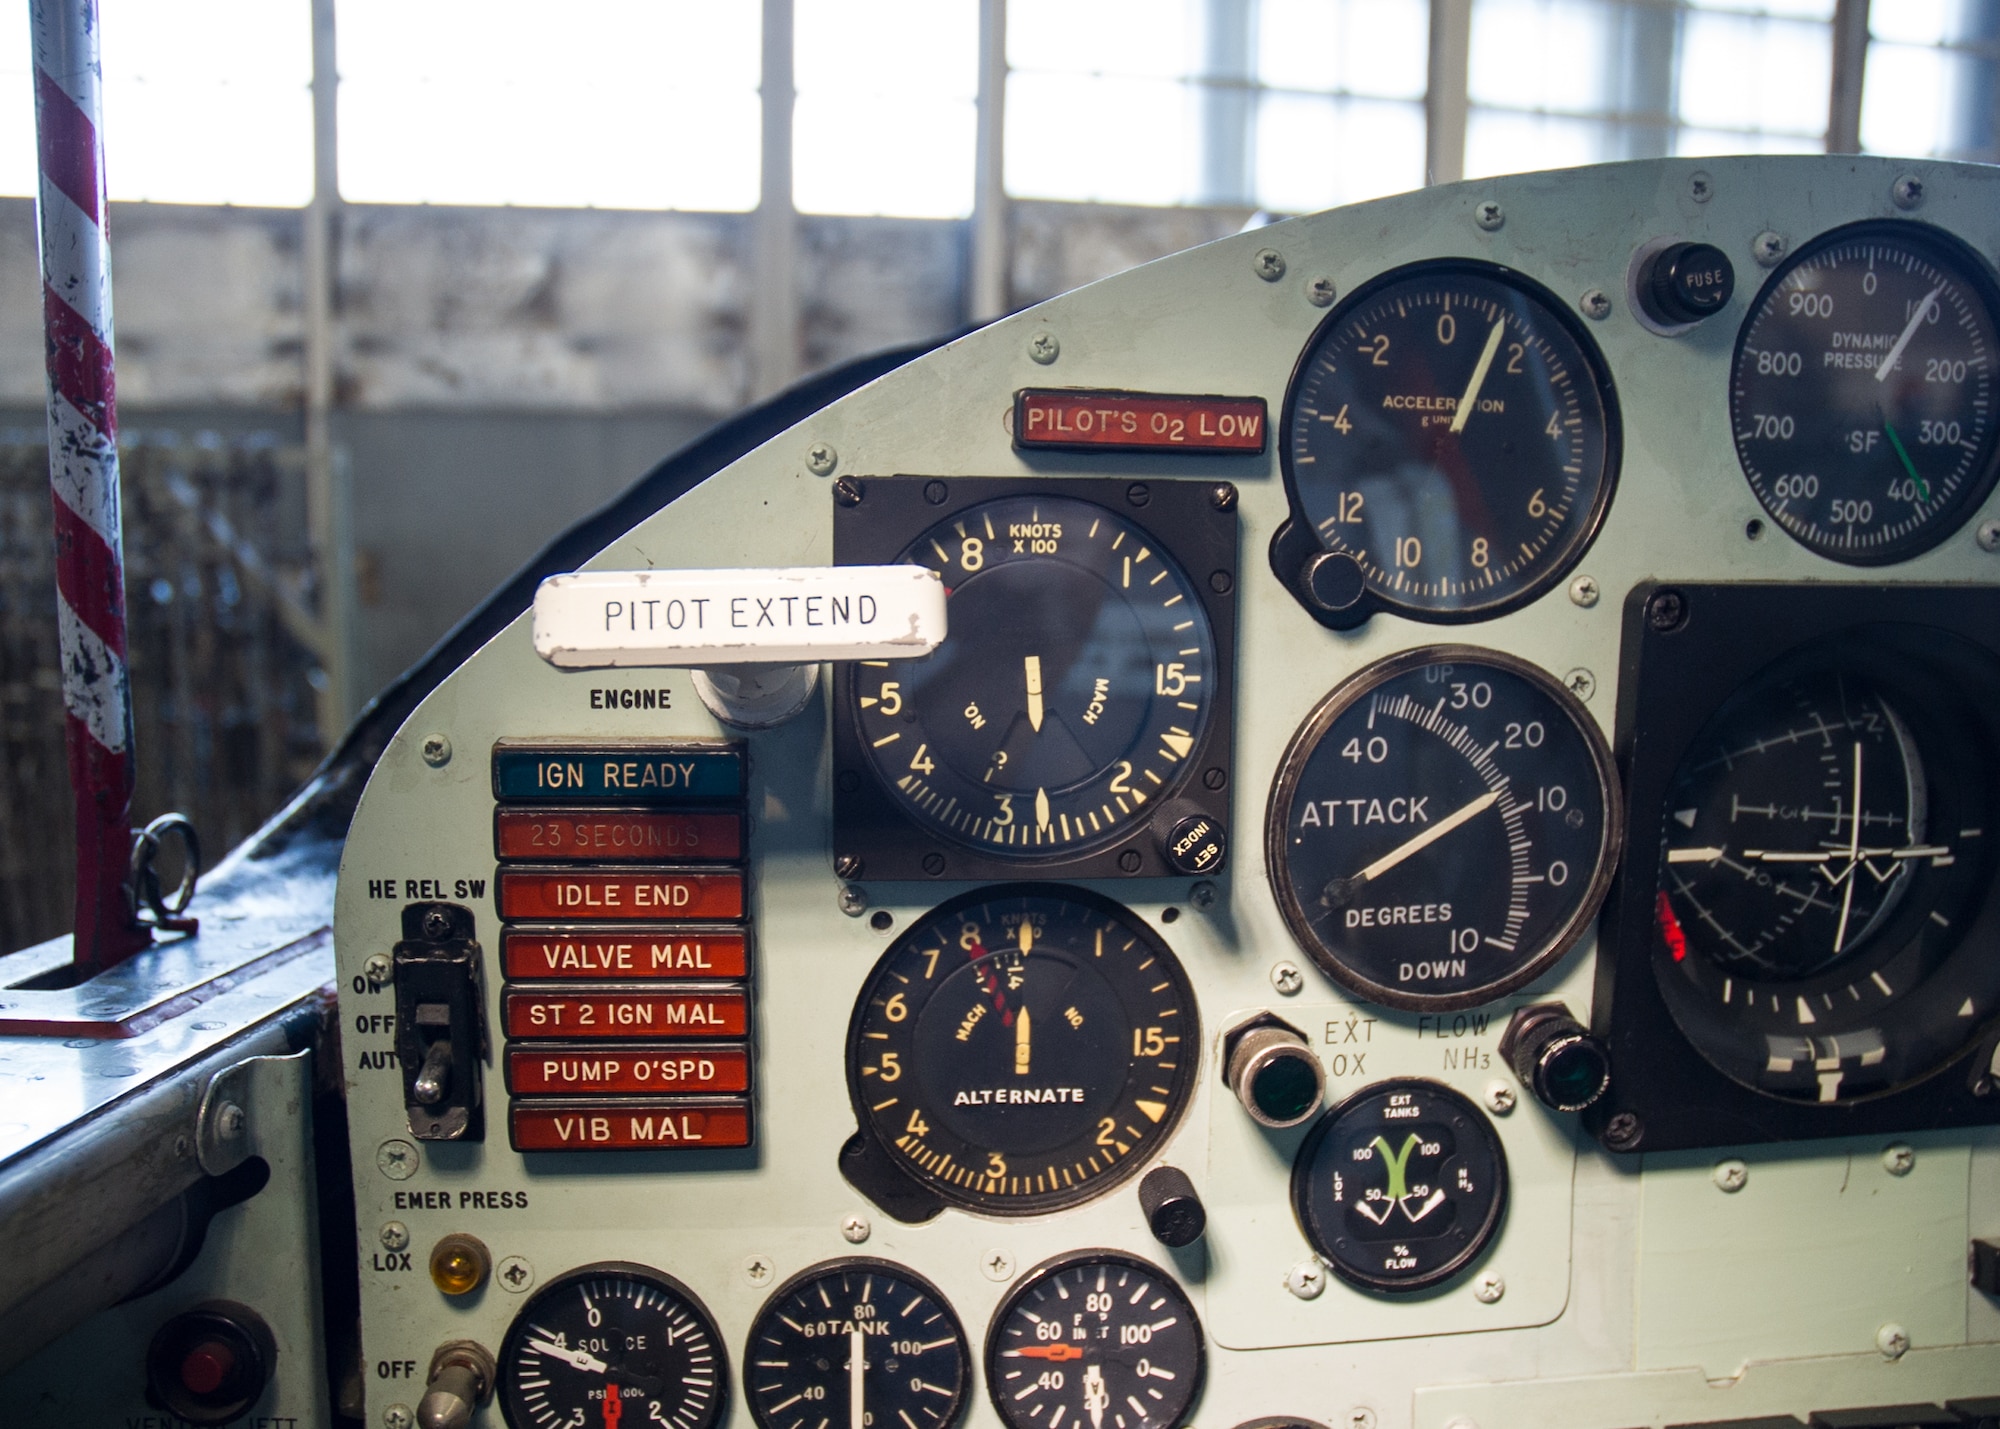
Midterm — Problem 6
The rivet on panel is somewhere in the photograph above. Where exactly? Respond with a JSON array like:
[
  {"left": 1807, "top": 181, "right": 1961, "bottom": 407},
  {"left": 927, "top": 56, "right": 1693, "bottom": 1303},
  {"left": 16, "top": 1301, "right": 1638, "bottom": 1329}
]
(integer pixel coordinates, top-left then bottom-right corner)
[
  {"left": 1270, "top": 962, "right": 1304, "bottom": 996},
  {"left": 1568, "top": 575, "right": 1599, "bottom": 608},
  {"left": 1472, "top": 1271, "right": 1505, "bottom": 1303},
  {"left": 1284, "top": 1258, "right": 1326, "bottom": 1299},
  {"left": 1307, "top": 275, "right": 1337, "bottom": 307},
  {"left": 1484, "top": 1081, "right": 1516, "bottom": 1115},
  {"left": 1712, "top": 1158, "right": 1748, "bottom": 1192},
  {"left": 982, "top": 1249, "right": 1016, "bottom": 1281},
  {"left": 1877, "top": 1322, "right": 1911, "bottom": 1359},
  {"left": 497, "top": 1255, "right": 535, "bottom": 1293},
  {"left": 1891, "top": 174, "right": 1925, "bottom": 210},
  {"left": 744, "top": 1255, "right": 775, "bottom": 1287},
  {"left": 420, "top": 734, "right": 452, "bottom": 767},
  {"left": 1752, "top": 230, "right": 1788, "bottom": 266},
  {"left": 1028, "top": 331, "right": 1060, "bottom": 364},
  {"left": 383, "top": 1405, "right": 414, "bottom": 1429},
  {"left": 1580, "top": 289, "right": 1613, "bottom": 320},
  {"left": 1977, "top": 519, "right": 2000, "bottom": 552},
  {"left": 841, "top": 1215, "right": 871, "bottom": 1244},
  {"left": 1253, "top": 248, "right": 1287, "bottom": 282},
  {"left": 1688, "top": 171, "right": 1714, "bottom": 203},
  {"left": 1474, "top": 200, "right": 1505, "bottom": 231},
  {"left": 1882, "top": 1143, "right": 1915, "bottom": 1176},
  {"left": 806, "top": 441, "right": 839, "bottom": 476},
  {"left": 377, "top": 1139, "right": 419, "bottom": 1180},
  {"left": 380, "top": 1221, "right": 410, "bottom": 1251},
  {"left": 1564, "top": 669, "right": 1596, "bottom": 702}
]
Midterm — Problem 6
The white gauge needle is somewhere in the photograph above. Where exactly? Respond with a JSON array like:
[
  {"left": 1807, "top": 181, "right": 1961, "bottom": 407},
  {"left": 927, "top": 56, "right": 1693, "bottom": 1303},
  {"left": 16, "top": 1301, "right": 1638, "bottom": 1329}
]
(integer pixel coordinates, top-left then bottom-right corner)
[
  {"left": 1832, "top": 740, "right": 1865, "bottom": 954},
  {"left": 1015, "top": 1005, "right": 1032, "bottom": 1076},
  {"left": 528, "top": 1338, "right": 608, "bottom": 1373},
  {"left": 849, "top": 1327, "right": 866, "bottom": 1429},
  {"left": 1666, "top": 846, "right": 1726, "bottom": 863},
  {"left": 1448, "top": 320, "right": 1507, "bottom": 434},
  {"left": 1356, "top": 789, "right": 1501, "bottom": 883},
  {"left": 1024, "top": 655, "right": 1044, "bottom": 732},
  {"left": 1876, "top": 284, "right": 1943, "bottom": 384}
]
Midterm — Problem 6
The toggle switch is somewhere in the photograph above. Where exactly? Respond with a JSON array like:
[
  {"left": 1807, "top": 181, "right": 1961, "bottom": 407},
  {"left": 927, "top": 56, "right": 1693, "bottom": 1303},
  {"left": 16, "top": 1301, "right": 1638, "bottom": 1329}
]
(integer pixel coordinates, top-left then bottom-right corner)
[
  {"left": 1500, "top": 1001, "right": 1612, "bottom": 1112},
  {"left": 1223, "top": 1015, "right": 1325, "bottom": 1129},
  {"left": 1138, "top": 1165, "right": 1207, "bottom": 1247},
  {"left": 417, "top": 1340, "right": 496, "bottom": 1429},
  {"left": 394, "top": 902, "right": 488, "bottom": 1141}
]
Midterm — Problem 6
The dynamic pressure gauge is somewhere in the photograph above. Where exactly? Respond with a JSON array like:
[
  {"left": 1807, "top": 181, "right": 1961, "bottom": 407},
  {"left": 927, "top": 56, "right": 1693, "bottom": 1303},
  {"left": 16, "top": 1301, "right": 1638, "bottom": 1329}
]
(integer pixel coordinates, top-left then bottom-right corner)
[
  {"left": 1276, "top": 260, "right": 1620, "bottom": 626},
  {"left": 498, "top": 1263, "right": 727, "bottom": 1429},
  {"left": 841, "top": 885, "right": 1199, "bottom": 1218},
  {"left": 745, "top": 1260, "right": 971, "bottom": 1429},
  {"left": 1267, "top": 647, "right": 1622, "bottom": 1009},
  {"left": 1731, "top": 220, "right": 2000, "bottom": 563},
  {"left": 986, "top": 1251, "right": 1204, "bottom": 1429}
]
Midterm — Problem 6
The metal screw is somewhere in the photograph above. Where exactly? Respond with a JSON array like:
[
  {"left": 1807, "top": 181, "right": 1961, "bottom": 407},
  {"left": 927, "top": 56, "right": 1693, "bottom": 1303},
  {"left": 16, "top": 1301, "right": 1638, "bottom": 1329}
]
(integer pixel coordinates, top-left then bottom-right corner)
[
  {"left": 1284, "top": 1258, "right": 1327, "bottom": 1299},
  {"left": 381, "top": 1221, "right": 410, "bottom": 1251},
  {"left": 383, "top": 1405, "right": 415, "bottom": 1429},
  {"left": 1126, "top": 482, "right": 1151, "bottom": 507},
  {"left": 1978, "top": 519, "right": 2000, "bottom": 552},
  {"left": 1202, "top": 766, "right": 1227, "bottom": 790},
  {"left": 744, "top": 1255, "right": 774, "bottom": 1287},
  {"left": 1712, "top": 1158, "right": 1748, "bottom": 1193},
  {"left": 422, "top": 908, "right": 453, "bottom": 941},
  {"left": 420, "top": 733, "right": 452, "bottom": 767},
  {"left": 363, "top": 953, "right": 392, "bottom": 986},
  {"left": 1689, "top": 171, "right": 1713, "bottom": 203},
  {"left": 1028, "top": 331, "right": 1060, "bottom": 364},
  {"left": 982, "top": 1249, "right": 1015, "bottom": 1282},
  {"left": 921, "top": 852, "right": 947, "bottom": 876},
  {"left": 833, "top": 476, "right": 864, "bottom": 507},
  {"left": 837, "top": 884, "right": 868, "bottom": 917},
  {"left": 216, "top": 1102, "right": 246, "bottom": 1140},
  {"left": 1253, "top": 248, "right": 1287, "bottom": 282},
  {"left": 1882, "top": 1143, "right": 1915, "bottom": 1176},
  {"left": 1189, "top": 881, "right": 1217, "bottom": 910},
  {"left": 834, "top": 854, "right": 863, "bottom": 880},
  {"left": 1473, "top": 1271, "right": 1506, "bottom": 1303},
  {"left": 1270, "top": 962, "right": 1304, "bottom": 996},
  {"left": 1892, "top": 174, "right": 1925, "bottom": 211},
  {"left": 377, "top": 1139, "right": 419, "bottom": 1181},
  {"left": 497, "top": 1256, "right": 534, "bottom": 1292},
  {"left": 1647, "top": 588, "right": 1689, "bottom": 633},
  {"left": 1877, "top": 1322, "right": 1911, "bottom": 1359},
  {"left": 923, "top": 480, "right": 948, "bottom": 505},
  {"left": 1347, "top": 1410, "right": 1378, "bottom": 1429},
  {"left": 1603, "top": 1111, "right": 1644, "bottom": 1150},
  {"left": 841, "top": 1215, "right": 871, "bottom": 1244},
  {"left": 1580, "top": 289, "right": 1613, "bottom": 320},
  {"left": 1568, "top": 575, "right": 1599, "bottom": 608},
  {"left": 1485, "top": 1081, "right": 1517, "bottom": 1115},
  {"left": 1474, "top": 200, "right": 1505, "bottom": 232},
  {"left": 1752, "top": 230, "right": 1787, "bottom": 266},
  {"left": 1118, "top": 849, "right": 1143, "bottom": 873},
  {"left": 1307, "top": 275, "right": 1337, "bottom": 307},
  {"left": 1564, "top": 668, "right": 1596, "bottom": 702},
  {"left": 806, "top": 441, "right": 839, "bottom": 476},
  {"left": 1210, "top": 483, "right": 1237, "bottom": 512}
]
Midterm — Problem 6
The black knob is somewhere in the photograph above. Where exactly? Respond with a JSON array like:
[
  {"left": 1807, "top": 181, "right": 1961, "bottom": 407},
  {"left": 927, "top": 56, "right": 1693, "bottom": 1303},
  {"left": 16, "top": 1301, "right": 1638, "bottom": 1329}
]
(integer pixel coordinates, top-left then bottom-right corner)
[
  {"left": 1500, "top": 1002, "right": 1611, "bottom": 1112},
  {"left": 1138, "top": 1165, "right": 1206, "bottom": 1247},
  {"left": 1224, "top": 1018, "right": 1325, "bottom": 1128},
  {"left": 1163, "top": 813, "right": 1227, "bottom": 876},
  {"left": 1302, "top": 550, "right": 1365, "bottom": 612},
  {"left": 145, "top": 1301, "right": 277, "bottom": 1426},
  {"left": 1641, "top": 241, "right": 1735, "bottom": 325}
]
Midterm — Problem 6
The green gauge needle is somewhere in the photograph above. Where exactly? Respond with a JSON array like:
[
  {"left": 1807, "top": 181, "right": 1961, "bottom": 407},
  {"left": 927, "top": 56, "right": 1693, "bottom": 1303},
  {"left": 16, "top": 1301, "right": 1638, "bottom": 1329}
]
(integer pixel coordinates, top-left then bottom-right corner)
[{"left": 1883, "top": 419, "right": 1931, "bottom": 501}]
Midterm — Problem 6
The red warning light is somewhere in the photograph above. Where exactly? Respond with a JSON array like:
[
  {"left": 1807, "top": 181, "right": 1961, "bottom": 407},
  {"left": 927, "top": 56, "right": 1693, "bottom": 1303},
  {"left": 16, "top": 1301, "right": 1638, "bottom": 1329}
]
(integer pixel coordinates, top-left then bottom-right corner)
[{"left": 1655, "top": 890, "right": 1689, "bottom": 962}]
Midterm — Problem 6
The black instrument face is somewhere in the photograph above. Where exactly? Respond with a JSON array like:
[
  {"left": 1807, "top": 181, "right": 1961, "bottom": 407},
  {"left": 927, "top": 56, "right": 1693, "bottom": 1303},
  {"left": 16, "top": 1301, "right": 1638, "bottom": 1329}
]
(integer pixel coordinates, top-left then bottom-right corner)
[
  {"left": 1654, "top": 656, "right": 1999, "bottom": 1102},
  {"left": 1280, "top": 260, "right": 1619, "bottom": 623},
  {"left": 1267, "top": 647, "right": 1622, "bottom": 1010},
  {"left": 852, "top": 493, "right": 1216, "bottom": 858},
  {"left": 744, "top": 1260, "right": 969, "bottom": 1429},
  {"left": 498, "top": 1263, "right": 727, "bottom": 1429},
  {"left": 844, "top": 886, "right": 1199, "bottom": 1217},
  {"left": 1731, "top": 221, "right": 2000, "bottom": 565},
  {"left": 985, "top": 1251, "right": 1204, "bottom": 1429},
  {"left": 1291, "top": 1079, "right": 1507, "bottom": 1294}
]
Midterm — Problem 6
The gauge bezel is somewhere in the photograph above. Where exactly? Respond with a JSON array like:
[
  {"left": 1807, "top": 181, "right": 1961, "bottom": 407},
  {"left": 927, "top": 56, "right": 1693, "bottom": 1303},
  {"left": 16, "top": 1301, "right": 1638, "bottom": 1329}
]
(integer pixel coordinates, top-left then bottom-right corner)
[
  {"left": 1272, "top": 257, "right": 1624, "bottom": 630},
  {"left": 1289, "top": 1077, "right": 1510, "bottom": 1294},
  {"left": 832, "top": 476, "right": 1237, "bottom": 882},
  {"left": 1587, "top": 582, "right": 2000, "bottom": 1152},
  {"left": 839, "top": 883, "right": 1202, "bottom": 1221},
  {"left": 498, "top": 1260, "right": 729, "bottom": 1429},
  {"left": 983, "top": 1249, "right": 1206, "bottom": 1429},
  {"left": 1265, "top": 644, "right": 1624, "bottom": 1011},
  {"left": 1727, "top": 218, "right": 2000, "bottom": 567},
  {"left": 744, "top": 1257, "right": 971, "bottom": 1429}
]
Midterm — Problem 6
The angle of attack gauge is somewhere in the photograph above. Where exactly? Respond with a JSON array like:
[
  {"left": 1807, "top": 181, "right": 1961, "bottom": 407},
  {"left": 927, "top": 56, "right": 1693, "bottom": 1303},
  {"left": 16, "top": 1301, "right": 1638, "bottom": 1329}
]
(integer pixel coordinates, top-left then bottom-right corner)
[
  {"left": 833, "top": 478, "right": 1237, "bottom": 882},
  {"left": 744, "top": 1259, "right": 970, "bottom": 1429},
  {"left": 841, "top": 885, "right": 1199, "bottom": 1220},
  {"left": 497, "top": 1263, "right": 727, "bottom": 1429},
  {"left": 1266, "top": 647, "right": 1622, "bottom": 1010},
  {"left": 985, "top": 1251, "right": 1204, "bottom": 1429},
  {"left": 1273, "top": 260, "right": 1620, "bottom": 628}
]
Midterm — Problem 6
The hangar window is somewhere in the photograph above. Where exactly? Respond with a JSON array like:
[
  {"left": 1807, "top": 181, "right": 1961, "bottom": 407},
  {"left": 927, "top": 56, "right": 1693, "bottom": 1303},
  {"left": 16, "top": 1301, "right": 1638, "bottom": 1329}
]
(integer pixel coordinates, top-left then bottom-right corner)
[{"left": 1862, "top": 3, "right": 2000, "bottom": 160}]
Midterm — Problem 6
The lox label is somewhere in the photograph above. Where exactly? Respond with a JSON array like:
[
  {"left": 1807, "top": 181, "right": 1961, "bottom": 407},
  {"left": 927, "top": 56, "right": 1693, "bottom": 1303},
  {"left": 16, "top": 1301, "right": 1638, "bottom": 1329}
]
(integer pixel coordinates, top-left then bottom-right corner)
[
  {"left": 507, "top": 1044, "right": 750, "bottom": 1094},
  {"left": 510, "top": 1099, "right": 753, "bottom": 1150},
  {"left": 492, "top": 744, "right": 744, "bottom": 803},
  {"left": 502, "top": 989, "right": 749, "bottom": 1038},
  {"left": 502, "top": 926, "right": 750, "bottom": 980},
  {"left": 495, "top": 809, "right": 743, "bottom": 862},
  {"left": 1014, "top": 388, "right": 1268, "bottom": 453},
  {"left": 496, "top": 869, "right": 743, "bottom": 920}
]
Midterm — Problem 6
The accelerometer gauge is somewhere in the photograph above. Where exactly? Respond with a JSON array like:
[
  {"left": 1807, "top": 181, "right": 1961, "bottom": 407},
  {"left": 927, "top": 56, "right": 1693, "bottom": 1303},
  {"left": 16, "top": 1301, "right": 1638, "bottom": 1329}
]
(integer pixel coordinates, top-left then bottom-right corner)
[
  {"left": 1731, "top": 220, "right": 2000, "bottom": 564},
  {"left": 986, "top": 1251, "right": 1204, "bottom": 1429},
  {"left": 842, "top": 885, "right": 1199, "bottom": 1218},
  {"left": 1277, "top": 260, "right": 1619, "bottom": 625},
  {"left": 1654, "top": 659, "right": 1998, "bottom": 1101},
  {"left": 1266, "top": 647, "right": 1622, "bottom": 1010},
  {"left": 1291, "top": 1078, "right": 1507, "bottom": 1293},
  {"left": 744, "top": 1260, "right": 970, "bottom": 1429},
  {"left": 498, "top": 1263, "right": 727, "bottom": 1429}
]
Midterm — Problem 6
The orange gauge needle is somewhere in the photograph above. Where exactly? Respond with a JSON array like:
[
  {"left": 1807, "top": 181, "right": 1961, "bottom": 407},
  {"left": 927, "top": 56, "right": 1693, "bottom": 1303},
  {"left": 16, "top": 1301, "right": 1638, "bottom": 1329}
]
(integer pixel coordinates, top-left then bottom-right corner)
[{"left": 1010, "top": 1343, "right": 1085, "bottom": 1361}]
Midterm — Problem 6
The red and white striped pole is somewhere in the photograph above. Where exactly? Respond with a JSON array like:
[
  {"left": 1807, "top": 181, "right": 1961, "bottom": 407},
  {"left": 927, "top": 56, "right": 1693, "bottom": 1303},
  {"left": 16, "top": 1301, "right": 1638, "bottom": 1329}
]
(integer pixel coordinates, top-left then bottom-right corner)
[{"left": 31, "top": 0, "right": 148, "bottom": 970}]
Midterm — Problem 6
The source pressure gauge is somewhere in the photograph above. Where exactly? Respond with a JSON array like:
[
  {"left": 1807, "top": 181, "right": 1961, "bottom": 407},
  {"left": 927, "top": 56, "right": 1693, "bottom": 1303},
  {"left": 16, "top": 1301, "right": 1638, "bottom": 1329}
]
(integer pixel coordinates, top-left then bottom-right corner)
[
  {"left": 841, "top": 885, "right": 1199, "bottom": 1218},
  {"left": 744, "top": 1260, "right": 970, "bottom": 1429},
  {"left": 1731, "top": 220, "right": 2000, "bottom": 564},
  {"left": 1267, "top": 648, "right": 1622, "bottom": 1010},
  {"left": 1276, "top": 260, "right": 1620, "bottom": 626},
  {"left": 498, "top": 1263, "right": 727, "bottom": 1429},
  {"left": 986, "top": 1252, "right": 1204, "bottom": 1429},
  {"left": 1291, "top": 1079, "right": 1508, "bottom": 1293}
]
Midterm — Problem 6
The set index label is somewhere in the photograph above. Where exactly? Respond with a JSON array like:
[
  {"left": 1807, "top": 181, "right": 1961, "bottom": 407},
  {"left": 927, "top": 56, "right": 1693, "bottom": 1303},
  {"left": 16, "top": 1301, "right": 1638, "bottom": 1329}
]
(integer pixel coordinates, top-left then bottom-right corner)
[{"left": 492, "top": 742, "right": 745, "bottom": 803}]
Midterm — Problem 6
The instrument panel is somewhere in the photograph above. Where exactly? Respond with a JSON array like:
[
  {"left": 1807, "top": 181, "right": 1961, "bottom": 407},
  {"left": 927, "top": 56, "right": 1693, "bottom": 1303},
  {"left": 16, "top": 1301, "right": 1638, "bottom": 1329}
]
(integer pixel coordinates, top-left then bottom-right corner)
[{"left": 334, "top": 155, "right": 2000, "bottom": 1429}]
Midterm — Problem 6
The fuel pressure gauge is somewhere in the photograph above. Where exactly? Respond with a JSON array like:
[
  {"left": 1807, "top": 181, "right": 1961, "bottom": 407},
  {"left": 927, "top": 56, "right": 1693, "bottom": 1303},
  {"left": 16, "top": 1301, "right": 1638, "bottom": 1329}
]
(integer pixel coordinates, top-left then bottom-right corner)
[{"left": 1267, "top": 648, "right": 1622, "bottom": 1009}]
